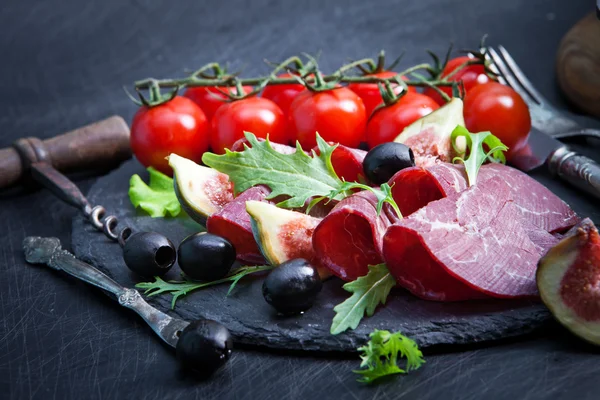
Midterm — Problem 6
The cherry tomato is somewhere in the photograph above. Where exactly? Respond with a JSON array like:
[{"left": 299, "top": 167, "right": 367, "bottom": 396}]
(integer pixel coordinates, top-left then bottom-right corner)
[
  {"left": 424, "top": 56, "right": 491, "bottom": 105},
  {"left": 289, "top": 87, "right": 367, "bottom": 149},
  {"left": 211, "top": 97, "right": 287, "bottom": 154},
  {"left": 131, "top": 96, "right": 209, "bottom": 175},
  {"left": 366, "top": 93, "right": 440, "bottom": 148},
  {"left": 463, "top": 82, "right": 531, "bottom": 156},
  {"left": 184, "top": 85, "right": 253, "bottom": 121},
  {"left": 261, "top": 73, "right": 306, "bottom": 116},
  {"left": 348, "top": 71, "right": 417, "bottom": 118}
]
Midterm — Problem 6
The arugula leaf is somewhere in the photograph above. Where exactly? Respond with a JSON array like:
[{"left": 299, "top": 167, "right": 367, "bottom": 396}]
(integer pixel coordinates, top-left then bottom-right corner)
[
  {"left": 451, "top": 125, "right": 508, "bottom": 187},
  {"left": 129, "top": 167, "right": 181, "bottom": 217},
  {"left": 202, "top": 132, "right": 344, "bottom": 209},
  {"left": 354, "top": 329, "right": 425, "bottom": 384},
  {"left": 324, "top": 182, "right": 402, "bottom": 218},
  {"left": 330, "top": 264, "right": 396, "bottom": 335},
  {"left": 135, "top": 265, "right": 273, "bottom": 309}
]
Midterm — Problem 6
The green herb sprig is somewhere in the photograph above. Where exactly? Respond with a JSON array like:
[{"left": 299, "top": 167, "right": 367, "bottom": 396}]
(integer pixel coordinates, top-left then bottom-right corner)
[
  {"left": 136, "top": 265, "right": 273, "bottom": 309},
  {"left": 318, "top": 182, "right": 402, "bottom": 218},
  {"left": 354, "top": 329, "right": 425, "bottom": 384},
  {"left": 330, "top": 264, "right": 396, "bottom": 335},
  {"left": 451, "top": 125, "right": 508, "bottom": 186}
]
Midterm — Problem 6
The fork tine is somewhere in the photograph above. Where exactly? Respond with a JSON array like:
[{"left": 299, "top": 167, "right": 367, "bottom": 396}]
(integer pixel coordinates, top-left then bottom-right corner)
[
  {"left": 485, "top": 50, "right": 507, "bottom": 85},
  {"left": 497, "top": 46, "right": 545, "bottom": 105},
  {"left": 487, "top": 48, "right": 540, "bottom": 106}
]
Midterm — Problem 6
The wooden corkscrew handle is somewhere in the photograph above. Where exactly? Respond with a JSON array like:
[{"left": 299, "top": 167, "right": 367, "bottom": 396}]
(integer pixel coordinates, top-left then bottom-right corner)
[{"left": 0, "top": 115, "right": 131, "bottom": 189}]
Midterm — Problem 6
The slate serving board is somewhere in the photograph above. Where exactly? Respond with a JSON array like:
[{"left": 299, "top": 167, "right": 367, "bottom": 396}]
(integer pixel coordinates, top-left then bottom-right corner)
[{"left": 70, "top": 159, "right": 561, "bottom": 352}]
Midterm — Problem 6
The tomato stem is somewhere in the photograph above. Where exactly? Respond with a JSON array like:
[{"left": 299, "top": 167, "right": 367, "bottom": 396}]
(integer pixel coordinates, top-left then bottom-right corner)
[
  {"left": 374, "top": 50, "right": 386, "bottom": 73},
  {"left": 130, "top": 48, "right": 487, "bottom": 102}
]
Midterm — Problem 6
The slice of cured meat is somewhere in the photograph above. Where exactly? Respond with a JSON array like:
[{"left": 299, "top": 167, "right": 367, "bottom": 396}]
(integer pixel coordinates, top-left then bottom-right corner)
[
  {"left": 389, "top": 162, "right": 579, "bottom": 233},
  {"left": 206, "top": 185, "right": 270, "bottom": 265},
  {"left": 327, "top": 145, "right": 367, "bottom": 183},
  {"left": 230, "top": 137, "right": 367, "bottom": 183},
  {"left": 383, "top": 177, "right": 559, "bottom": 301},
  {"left": 312, "top": 191, "right": 398, "bottom": 281}
]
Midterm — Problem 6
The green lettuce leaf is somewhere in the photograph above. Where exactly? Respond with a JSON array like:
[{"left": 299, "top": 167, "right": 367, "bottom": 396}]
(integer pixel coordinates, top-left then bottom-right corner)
[
  {"left": 129, "top": 167, "right": 181, "bottom": 217},
  {"left": 354, "top": 329, "right": 425, "bottom": 384},
  {"left": 330, "top": 264, "right": 396, "bottom": 335},
  {"left": 202, "top": 132, "right": 344, "bottom": 209}
]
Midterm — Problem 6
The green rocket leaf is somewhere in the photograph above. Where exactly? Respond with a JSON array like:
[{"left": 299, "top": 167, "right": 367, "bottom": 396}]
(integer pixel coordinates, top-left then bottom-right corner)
[
  {"left": 202, "top": 132, "right": 345, "bottom": 209},
  {"left": 451, "top": 125, "right": 508, "bottom": 187},
  {"left": 330, "top": 264, "right": 396, "bottom": 335}
]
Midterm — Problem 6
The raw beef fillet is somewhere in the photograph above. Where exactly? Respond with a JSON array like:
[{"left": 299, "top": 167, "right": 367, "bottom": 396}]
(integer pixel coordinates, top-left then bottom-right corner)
[
  {"left": 206, "top": 185, "right": 271, "bottom": 265},
  {"left": 312, "top": 191, "right": 399, "bottom": 281},
  {"left": 383, "top": 177, "right": 561, "bottom": 301},
  {"left": 389, "top": 162, "right": 579, "bottom": 233}
]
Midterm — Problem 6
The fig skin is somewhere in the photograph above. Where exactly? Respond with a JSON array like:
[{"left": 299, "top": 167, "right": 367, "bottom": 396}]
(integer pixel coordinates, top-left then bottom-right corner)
[
  {"left": 537, "top": 218, "right": 600, "bottom": 345},
  {"left": 168, "top": 153, "right": 234, "bottom": 224}
]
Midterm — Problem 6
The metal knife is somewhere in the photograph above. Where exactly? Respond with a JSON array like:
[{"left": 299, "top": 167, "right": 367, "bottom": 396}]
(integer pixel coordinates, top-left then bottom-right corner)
[{"left": 509, "top": 128, "right": 600, "bottom": 199}]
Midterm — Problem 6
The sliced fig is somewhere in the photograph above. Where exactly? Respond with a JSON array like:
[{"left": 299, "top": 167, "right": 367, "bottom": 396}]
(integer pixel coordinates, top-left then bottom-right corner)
[
  {"left": 393, "top": 98, "right": 466, "bottom": 167},
  {"left": 246, "top": 200, "right": 330, "bottom": 279},
  {"left": 537, "top": 218, "right": 600, "bottom": 345},
  {"left": 168, "top": 153, "right": 234, "bottom": 224}
]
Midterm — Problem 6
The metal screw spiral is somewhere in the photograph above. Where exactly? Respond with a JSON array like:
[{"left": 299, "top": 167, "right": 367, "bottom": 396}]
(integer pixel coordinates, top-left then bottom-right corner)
[{"left": 83, "top": 205, "right": 132, "bottom": 245}]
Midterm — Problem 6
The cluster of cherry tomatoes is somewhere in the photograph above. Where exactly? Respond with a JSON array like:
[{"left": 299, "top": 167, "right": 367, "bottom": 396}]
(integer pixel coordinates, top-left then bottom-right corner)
[{"left": 130, "top": 55, "right": 531, "bottom": 176}]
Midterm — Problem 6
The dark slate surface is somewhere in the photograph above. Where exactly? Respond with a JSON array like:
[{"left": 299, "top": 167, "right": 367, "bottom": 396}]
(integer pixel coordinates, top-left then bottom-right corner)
[
  {"left": 71, "top": 160, "right": 552, "bottom": 352},
  {"left": 2, "top": 0, "right": 600, "bottom": 399}
]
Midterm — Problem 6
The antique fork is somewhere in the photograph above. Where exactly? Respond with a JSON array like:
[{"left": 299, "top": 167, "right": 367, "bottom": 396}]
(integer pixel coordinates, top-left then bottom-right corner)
[
  {"left": 487, "top": 45, "right": 600, "bottom": 140},
  {"left": 488, "top": 46, "right": 600, "bottom": 198}
]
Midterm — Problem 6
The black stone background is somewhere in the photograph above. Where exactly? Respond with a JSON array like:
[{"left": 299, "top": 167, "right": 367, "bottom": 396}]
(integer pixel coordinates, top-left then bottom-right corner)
[{"left": 1, "top": 0, "right": 600, "bottom": 399}]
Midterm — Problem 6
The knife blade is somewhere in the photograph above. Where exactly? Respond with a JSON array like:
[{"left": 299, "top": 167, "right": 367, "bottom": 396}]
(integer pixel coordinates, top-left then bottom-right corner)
[
  {"left": 508, "top": 127, "right": 564, "bottom": 172},
  {"left": 509, "top": 128, "right": 600, "bottom": 199}
]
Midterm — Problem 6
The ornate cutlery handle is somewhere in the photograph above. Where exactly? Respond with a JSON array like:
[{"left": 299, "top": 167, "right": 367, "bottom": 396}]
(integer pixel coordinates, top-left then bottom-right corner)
[
  {"left": 548, "top": 147, "right": 600, "bottom": 199},
  {"left": 22, "top": 237, "right": 187, "bottom": 348}
]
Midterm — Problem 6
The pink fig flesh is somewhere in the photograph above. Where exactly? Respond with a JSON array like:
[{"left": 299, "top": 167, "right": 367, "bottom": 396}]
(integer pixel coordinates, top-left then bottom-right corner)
[{"left": 537, "top": 218, "right": 600, "bottom": 345}]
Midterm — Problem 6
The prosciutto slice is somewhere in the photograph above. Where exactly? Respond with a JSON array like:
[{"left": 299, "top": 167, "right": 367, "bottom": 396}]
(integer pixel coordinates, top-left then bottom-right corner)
[
  {"left": 383, "top": 177, "right": 561, "bottom": 301},
  {"left": 312, "top": 191, "right": 398, "bottom": 281},
  {"left": 389, "top": 162, "right": 579, "bottom": 233},
  {"left": 206, "top": 185, "right": 270, "bottom": 265}
]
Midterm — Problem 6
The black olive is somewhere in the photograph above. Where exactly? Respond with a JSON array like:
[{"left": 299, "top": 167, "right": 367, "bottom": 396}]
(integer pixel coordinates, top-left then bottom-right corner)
[
  {"left": 178, "top": 232, "right": 236, "bottom": 281},
  {"left": 122, "top": 232, "right": 176, "bottom": 277},
  {"left": 363, "top": 142, "right": 415, "bottom": 184},
  {"left": 262, "top": 258, "right": 322, "bottom": 314},
  {"left": 176, "top": 319, "right": 233, "bottom": 376}
]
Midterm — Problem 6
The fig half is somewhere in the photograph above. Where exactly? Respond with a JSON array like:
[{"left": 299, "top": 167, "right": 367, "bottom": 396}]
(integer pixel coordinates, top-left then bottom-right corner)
[
  {"left": 393, "top": 97, "right": 466, "bottom": 167},
  {"left": 168, "top": 153, "right": 234, "bottom": 224},
  {"left": 537, "top": 218, "right": 600, "bottom": 345},
  {"left": 246, "top": 200, "right": 330, "bottom": 279}
]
